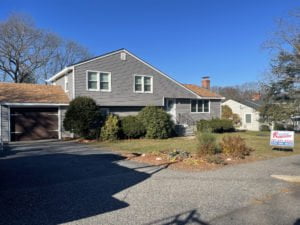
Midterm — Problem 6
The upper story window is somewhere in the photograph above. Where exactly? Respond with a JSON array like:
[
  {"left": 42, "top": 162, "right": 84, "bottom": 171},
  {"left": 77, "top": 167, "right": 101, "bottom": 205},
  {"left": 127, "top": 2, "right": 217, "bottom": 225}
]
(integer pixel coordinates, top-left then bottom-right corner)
[
  {"left": 134, "top": 75, "right": 153, "bottom": 93},
  {"left": 87, "top": 70, "right": 111, "bottom": 92},
  {"left": 100, "top": 72, "right": 110, "bottom": 91},
  {"left": 191, "top": 100, "right": 210, "bottom": 113},
  {"left": 64, "top": 76, "right": 69, "bottom": 92}
]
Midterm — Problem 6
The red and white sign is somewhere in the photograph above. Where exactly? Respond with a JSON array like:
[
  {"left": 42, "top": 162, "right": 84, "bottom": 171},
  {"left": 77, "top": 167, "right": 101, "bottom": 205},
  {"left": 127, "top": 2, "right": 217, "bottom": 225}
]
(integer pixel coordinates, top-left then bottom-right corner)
[{"left": 270, "top": 131, "right": 294, "bottom": 148}]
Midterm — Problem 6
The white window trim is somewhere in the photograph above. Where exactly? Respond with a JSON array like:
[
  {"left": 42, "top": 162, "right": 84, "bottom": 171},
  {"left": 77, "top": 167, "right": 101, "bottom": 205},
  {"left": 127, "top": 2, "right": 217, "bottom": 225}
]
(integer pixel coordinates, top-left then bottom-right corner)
[
  {"left": 99, "top": 72, "right": 112, "bottom": 92},
  {"left": 64, "top": 76, "right": 69, "bottom": 92},
  {"left": 86, "top": 70, "right": 111, "bottom": 92},
  {"left": 190, "top": 99, "right": 210, "bottom": 113},
  {"left": 245, "top": 113, "right": 252, "bottom": 124},
  {"left": 133, "top": 74, "right": 153, "bottom": 93}
]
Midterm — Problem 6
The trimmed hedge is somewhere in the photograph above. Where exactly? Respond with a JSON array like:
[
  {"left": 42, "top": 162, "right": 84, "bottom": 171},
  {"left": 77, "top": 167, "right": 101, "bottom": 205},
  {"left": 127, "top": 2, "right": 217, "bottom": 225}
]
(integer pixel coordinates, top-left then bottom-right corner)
[
  {"left": 197, "top": 118, "right": 234, "bottom": 133},
  {"left": 260, "top": 125, "right": 270, "bottom": 132},
  {"left": 138, "top": 106, "right": 173, "bottom": 139},
  {"left": 63, "top": 96, "right": 102, "bottom": 138},
  {"left": 121, "top": 116, "right": 146, "bottom": 139}
]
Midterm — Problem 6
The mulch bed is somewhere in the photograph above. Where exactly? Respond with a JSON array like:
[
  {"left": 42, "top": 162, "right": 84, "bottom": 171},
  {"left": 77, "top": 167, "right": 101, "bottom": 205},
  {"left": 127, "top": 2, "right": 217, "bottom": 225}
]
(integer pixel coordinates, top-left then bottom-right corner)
[{"left": 121, "top": 152, "right": 256, "bottom": 172}]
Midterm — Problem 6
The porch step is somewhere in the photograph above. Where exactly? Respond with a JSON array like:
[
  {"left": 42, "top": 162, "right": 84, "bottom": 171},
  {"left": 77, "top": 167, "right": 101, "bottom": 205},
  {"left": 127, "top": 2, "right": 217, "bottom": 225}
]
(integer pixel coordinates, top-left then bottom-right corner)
[{"left": 175, "top": 125, "right": 196, "bottom": 136}]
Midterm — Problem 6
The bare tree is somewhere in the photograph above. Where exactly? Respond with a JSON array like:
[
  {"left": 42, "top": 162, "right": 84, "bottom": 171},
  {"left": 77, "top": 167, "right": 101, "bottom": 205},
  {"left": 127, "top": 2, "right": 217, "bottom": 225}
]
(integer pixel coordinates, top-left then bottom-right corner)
[
  {"left": 0, "top": 13, "right": 92, "bottom": 83},
  {"left": 211, "top": 81, "right": 263, "bottom": 101},
  {"left": 41, "top": 40, "right": 91, "bottom": 81}
]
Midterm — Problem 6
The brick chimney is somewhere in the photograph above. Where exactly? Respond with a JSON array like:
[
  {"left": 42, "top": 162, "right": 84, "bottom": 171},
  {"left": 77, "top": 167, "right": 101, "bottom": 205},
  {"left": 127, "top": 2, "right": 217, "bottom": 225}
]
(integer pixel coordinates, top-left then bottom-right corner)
[
  {"left": 201, "top": 76, "right": 210, "bottom": 89},
  {"left": 252, "top": 93, "right": 261, "bottom": 101}
]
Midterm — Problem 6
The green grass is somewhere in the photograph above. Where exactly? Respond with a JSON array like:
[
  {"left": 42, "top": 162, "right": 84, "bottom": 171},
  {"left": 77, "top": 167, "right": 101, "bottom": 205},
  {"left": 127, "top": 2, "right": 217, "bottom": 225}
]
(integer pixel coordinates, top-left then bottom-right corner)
[{"left": 91, "top": 131, "right": 300, "bottom": 159}]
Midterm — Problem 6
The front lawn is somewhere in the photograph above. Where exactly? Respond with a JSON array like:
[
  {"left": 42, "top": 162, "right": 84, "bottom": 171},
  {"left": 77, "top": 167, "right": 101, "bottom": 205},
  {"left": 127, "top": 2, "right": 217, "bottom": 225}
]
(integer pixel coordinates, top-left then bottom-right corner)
[{"left": 91, "top": 131, "right": 300, "bottom": 160}]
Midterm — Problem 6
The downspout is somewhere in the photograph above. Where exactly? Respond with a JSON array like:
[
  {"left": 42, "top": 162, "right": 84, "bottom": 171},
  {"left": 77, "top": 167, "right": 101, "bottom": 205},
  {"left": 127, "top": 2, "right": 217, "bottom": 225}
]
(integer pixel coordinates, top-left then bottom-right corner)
[
  {"left": 72, "top": 67, "right": 75, "bottom": 99},
  {"left": 0, "top": 104, "right": 2, "bottom": 148},
  {"left": 58, "top": 106, "right": 62, "bottom": 140}
]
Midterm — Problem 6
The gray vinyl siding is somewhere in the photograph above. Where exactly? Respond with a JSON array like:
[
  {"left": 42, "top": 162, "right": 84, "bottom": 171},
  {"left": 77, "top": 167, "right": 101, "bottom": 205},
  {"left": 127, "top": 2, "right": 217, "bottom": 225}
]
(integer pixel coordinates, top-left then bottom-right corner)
[
  {"left": 54, "top": 71, "right": 73, "bottom": 100},
  {"left": 176, "top": 99, "right": 221, "bottom": 122},
  {"left": 74, "top": 51, "right": 197, "bottom": 106},
  {"left": 0, "top": 105, "right": 9, "bottom": 142},
  {"left": 107, "top": 106, "right": 144, "bottom": 117}
]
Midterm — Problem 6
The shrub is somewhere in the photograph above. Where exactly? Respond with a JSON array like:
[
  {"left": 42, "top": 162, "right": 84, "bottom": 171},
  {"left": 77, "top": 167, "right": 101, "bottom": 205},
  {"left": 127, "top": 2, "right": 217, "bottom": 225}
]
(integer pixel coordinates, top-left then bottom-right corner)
[
  {"left": 197, "top": 118, "right": 235, "bottom": 133},
  {"left": 260, "top": 125, "right": 270, "bottom": 132},
  {"left": 121, "top": 116, "right": 146, "bottom": 138},
  {"left": 205, "top": 155, "right": 226, "bottom": 164},
  {"left": 221, "top": 105, "right": 241, "bottom": 126},
  {"left": 196, "top": 132, "right": 218, "bottom": 156},
  {"left": 286, "top": 125, "right": 294, "bottom": 131},
  {"left": 138, "top": 106, "right": 173, "bottom": 139},
  {"left": 100, "top": 114, "right": 121, "bottom": 141},
  {"left": 197, "top": 120, "right": 212, "bottom": 132},
  {"left": 63, "top": 96, "right": 102, "bottom": 138},
  {"left": 220, "top": 135, "right": 253, "bottom": 158},
  {"left": 274, "top": 123, "right": 285, "bottom": 130}
]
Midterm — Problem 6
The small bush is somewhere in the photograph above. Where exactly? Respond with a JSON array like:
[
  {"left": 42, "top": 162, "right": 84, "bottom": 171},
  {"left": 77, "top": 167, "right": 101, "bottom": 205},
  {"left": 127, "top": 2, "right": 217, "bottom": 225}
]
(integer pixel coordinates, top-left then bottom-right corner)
[
  {"left": 197, "top": 120, "right": 212, "bottom": 132},
  {"left": 168, "top": 149, "right": 190, "bottom": 161},
  {"left": 138, "top": 106, "right": 173, "bottom": 139},
  {"left": 100, "top": 114, "right": 121, "bottom": 141},
  {"left": 121, "top": 116, "right": 146, "bottom": 139},
  {"left": 196, "top": 132, "right": 218, "bottom": 156},
  {"left": 197, "top": 118, "right": 235, "bottom": 133},
  {"left": 260, "top": 125, "right": 270, "bottom": 132},
  {"left": 274, "top": 123, "right": 285, "bottom": 130},
  {"left": 63, "top": 96, "right": 102, "bottom": 138},
  {"left": 220, "top": 135, "right": 253, "bottom": 158},
  {"left": 286, "top": 125, "right": 294, "bottom": 131}
]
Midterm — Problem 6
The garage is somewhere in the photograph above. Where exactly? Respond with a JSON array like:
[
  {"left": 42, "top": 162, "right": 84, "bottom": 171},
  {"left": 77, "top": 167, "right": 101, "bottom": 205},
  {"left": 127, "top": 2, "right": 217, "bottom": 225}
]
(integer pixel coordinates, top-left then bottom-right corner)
[
  {"left": 10, "top": 108, "right": 59, "bottom": 141},
  {"left": 0, "top": 81, "right": 71, "bottom": 143}
]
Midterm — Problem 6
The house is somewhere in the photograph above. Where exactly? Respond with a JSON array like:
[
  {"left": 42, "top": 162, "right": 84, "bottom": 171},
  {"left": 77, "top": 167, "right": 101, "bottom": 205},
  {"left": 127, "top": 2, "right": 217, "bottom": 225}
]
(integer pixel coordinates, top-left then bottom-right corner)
[
  {"left": 222, "top": 98, "right": 262, "bottom": 131},
  {"left": 0, "top": 49, "right": 223, "bottom": 142}
]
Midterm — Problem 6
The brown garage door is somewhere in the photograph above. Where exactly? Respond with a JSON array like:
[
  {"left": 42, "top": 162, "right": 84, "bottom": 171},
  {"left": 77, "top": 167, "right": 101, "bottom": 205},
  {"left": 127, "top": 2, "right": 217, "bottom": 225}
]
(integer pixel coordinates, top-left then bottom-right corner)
[{"left": 10, "top": 108, "right": 58, "bottom": 141}]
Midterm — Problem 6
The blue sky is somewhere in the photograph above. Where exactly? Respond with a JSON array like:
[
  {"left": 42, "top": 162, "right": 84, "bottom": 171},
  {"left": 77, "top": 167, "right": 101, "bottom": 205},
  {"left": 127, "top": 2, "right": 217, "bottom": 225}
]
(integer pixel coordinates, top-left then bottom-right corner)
[{"left": 1, "top": 0, "right": 299, "bottom": 86}]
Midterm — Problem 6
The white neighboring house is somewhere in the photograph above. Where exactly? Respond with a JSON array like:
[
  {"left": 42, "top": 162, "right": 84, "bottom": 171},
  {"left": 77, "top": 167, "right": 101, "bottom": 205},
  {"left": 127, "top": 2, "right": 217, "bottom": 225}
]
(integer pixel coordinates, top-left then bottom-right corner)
[{"left": 222, "top": 99, "right": 262, "bottom": 131}]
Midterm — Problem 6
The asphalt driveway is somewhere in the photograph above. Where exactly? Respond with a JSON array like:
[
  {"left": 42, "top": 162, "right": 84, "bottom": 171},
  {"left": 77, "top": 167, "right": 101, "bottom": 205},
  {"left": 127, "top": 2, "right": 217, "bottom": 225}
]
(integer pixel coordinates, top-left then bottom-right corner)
[{"left": 0, "top": 141, "right": 299, "bottom": 225}]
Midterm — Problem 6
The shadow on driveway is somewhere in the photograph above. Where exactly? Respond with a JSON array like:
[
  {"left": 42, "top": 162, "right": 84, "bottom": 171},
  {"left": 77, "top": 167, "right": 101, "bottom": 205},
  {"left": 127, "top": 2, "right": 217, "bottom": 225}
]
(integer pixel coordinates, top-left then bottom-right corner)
[{"left": 0, "top": 144, "right": 150, "bottom": 225}]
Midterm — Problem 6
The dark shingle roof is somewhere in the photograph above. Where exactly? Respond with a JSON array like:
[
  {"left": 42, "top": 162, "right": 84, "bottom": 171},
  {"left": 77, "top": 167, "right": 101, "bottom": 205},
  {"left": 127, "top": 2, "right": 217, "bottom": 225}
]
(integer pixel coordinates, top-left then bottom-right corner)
[{"left": 227, "top": 97, "right": 263, "bottom": 110}]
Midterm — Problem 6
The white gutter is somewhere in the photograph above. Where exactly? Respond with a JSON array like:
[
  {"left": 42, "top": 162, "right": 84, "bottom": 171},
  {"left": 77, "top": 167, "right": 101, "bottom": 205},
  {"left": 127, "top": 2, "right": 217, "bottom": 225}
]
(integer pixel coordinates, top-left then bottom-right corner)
[{"left": 46, "top": 67, "right": 73, "bottom": 83}]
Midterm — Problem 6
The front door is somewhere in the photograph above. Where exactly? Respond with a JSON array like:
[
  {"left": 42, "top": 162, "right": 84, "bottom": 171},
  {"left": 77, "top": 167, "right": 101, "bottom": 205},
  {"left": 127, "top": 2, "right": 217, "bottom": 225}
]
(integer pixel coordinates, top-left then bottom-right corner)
[{"left": 166, "top": 99, "right": 176, "bottom": 123}]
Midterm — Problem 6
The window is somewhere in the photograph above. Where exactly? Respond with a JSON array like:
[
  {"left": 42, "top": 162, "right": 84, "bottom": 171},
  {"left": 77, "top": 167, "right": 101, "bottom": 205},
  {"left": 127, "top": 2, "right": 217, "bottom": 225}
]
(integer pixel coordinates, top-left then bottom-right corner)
[
  {"left": 100, "top": 72, "right": 111, "bottom": 91},
  {"left": 191, "top": 100, "right": 197, "bottom": 112},
  {"left": 134, "top": 75, "right": 152, "bottom": 93},
  {"left": 64, "top": 76, "right": 69, "bottom": 92},
  {"left": 135, "top": 76, "right": 143, "bottom": 92},
  {"left": 87, "top": 71, "right": 98, "bottom": 90},
  {"left": 87, "top": 71, "right": 111, "bottom": 91},
  {"left": 191, "top": 100, "right": 210, "bottom": 113},
  {"left": 245, "top": 114, "right": 252, "bottom": 123}
]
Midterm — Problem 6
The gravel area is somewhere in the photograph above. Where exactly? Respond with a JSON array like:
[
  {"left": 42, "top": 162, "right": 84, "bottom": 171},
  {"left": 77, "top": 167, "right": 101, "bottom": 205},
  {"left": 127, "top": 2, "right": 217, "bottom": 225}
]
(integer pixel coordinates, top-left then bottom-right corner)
[{"left": 0, "top": 140, "right": 299, "bottom": 225}]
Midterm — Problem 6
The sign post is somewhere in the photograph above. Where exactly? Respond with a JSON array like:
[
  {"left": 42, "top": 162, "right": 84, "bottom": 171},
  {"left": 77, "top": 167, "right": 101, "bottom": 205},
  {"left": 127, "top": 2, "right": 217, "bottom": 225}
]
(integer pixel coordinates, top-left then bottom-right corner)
[{"left": 270, "top": 131, "right": 295, "bottom": 149}]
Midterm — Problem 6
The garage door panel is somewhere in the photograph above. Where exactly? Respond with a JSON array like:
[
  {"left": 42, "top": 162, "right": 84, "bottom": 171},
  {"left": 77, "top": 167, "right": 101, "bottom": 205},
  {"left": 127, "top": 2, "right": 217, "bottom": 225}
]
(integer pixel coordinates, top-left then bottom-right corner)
[{"left": 10, "top": 108, "right": 59, "bottom": 141}]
